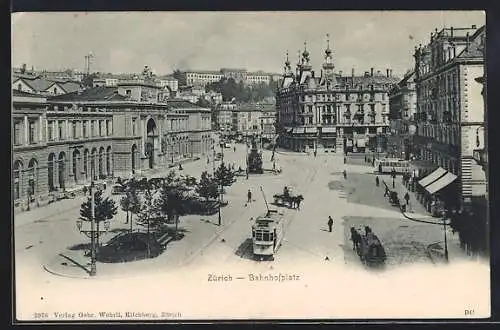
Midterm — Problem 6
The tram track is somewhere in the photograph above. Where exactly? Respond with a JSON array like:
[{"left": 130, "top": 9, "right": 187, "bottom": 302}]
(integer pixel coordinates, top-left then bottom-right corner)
[{"left": 220, "top": 156, "right": 327, "bottom": 265}]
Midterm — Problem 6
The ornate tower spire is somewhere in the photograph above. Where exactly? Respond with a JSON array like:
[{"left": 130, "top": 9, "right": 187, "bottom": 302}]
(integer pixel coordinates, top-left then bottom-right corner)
[
  {"left": 323, "top": 33, "right": 334, "bottom": 70},
  {"left": 301, "top": 41, "right": 312, "bottom": 70},
  {"left": 283, "top": 50, "right": 293, "bottom": 76},
  {"left": 295, "top": 49, "right": 302, "bottom": 77}
]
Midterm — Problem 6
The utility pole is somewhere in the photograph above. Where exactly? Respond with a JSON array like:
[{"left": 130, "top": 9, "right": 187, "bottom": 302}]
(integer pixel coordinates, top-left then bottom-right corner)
[
  {"left": 89, "top": 167, "right": 97, "bottom": 276},
  {"left": 443, "top": 210, "right": 449, "bottom": 262}
]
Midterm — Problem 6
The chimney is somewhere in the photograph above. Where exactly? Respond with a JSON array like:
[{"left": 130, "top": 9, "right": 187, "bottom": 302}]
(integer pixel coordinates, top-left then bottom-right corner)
[
  {"left": 371, "top": 68, "right": 374, "bottom": 76},
  {"left": 386, "top": 69, "right": 390, "bottom": 77},
  {"left": 472, "top": 24, "right": 477, "bottom": 29}
]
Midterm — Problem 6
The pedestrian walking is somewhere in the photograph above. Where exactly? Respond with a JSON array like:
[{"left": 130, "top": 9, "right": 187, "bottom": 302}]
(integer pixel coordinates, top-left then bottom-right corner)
[
  {"left": 404, "top": 192, "right": 410, "bottom": 205},
  {"left": 343, "top": 156, "right": 346, "bottom": 164},
  {"left": 375, "top": 176, "right": 380, "bottom": 187},
  {"left": 234, "top": 146, "right": 236, "bottom": 152},
  {"left": 343, "top": 170, "right": 347, "bottom": 179},
  {"left": 384, "top": 185, "right": 389, "bottom": 197},
  {"left": 273, "top": 160, "right": 276, "bottom": 171},
  {"left": 247, "top": 189, "right": 252, "bottom": 203},
  {"left": 327, "top": 216, "right": 334, "bottom": 232}
]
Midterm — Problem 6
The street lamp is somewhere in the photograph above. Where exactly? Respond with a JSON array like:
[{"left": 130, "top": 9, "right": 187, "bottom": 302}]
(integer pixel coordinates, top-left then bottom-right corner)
[{"left": 441, "top": 208, "right": 450, "bottom": 262}]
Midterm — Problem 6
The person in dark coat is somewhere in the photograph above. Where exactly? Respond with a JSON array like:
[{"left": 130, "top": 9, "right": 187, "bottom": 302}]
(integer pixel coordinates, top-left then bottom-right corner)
[
  {"left": 343, "top": 170, "right": 347, "bottom": 179},
  {"left": 327, "top": 216, "right": 334, "bottom": 232},
  {"left": 375, "top": 176, "right": 380, "bottom": 187},
  {"left": 247, "top": 189, "right": 252, "bottom": 203},
  {"left": 404, "top": 192, "right": 410, "bottom": 205}
]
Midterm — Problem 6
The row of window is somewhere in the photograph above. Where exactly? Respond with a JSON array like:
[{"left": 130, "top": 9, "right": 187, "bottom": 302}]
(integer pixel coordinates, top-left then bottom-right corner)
[
  {"left": 303, "top": 92, "right": 387, "bottom": 103},
  {"left": 13, "top": 118, "right": 113, "bottom": 146},
  {"left": 418, "top": 124, "right": 459, "bottom": 145},
  {"left": 47, "top": 119, "right": 112, "bottom": 141}
]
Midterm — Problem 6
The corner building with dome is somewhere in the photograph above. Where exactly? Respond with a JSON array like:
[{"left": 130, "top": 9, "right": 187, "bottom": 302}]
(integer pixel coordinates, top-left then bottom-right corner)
[{"left": 276, "top": 36, "right": 400, "bottom": 153}]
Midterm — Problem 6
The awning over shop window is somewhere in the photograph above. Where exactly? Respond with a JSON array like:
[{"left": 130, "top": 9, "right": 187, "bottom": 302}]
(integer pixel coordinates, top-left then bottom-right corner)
[
  {"left": 292, "top": 127, "right": 304, "bottom": 134},
  {"left": 418, "top": 167, "right": 447, "bottom": 187},
  {"left": 424, "top": 171, "right": 457, "bottom": 195},
  {"left": 305, "top": 127, "right": 317, "bottom": 133},
  {"left": 322, "top": 127, "right": 336, "bottom": 133}
]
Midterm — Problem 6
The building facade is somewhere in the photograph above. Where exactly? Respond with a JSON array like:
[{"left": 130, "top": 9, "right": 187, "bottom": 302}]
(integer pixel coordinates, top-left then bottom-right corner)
[
  {"left": 178, "top": 69, "right": 280, "bottom": 87},
  {"left": 12, "top": 83, "right": 213, "bottom": 213},
  {"left": 412, "top": 25, "right": 486, "bottom": 214},
  {"left": 276, "top": 38, "right": 398, "bottom": 153},
  {"left": 389, "top": 70, "right": 417, "bottom": 159}
]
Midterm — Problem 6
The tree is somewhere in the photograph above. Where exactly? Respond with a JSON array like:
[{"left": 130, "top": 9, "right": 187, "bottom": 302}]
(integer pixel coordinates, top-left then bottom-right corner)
[
  {"left": 196, "top": 171, "right": 219, "bottom": 201},
  {"left": 196, "top": 98, "right": 212, "bottom": 108},
  {"left": 82, "top": 73, "right": 98, "bottom": 88},
  {"left": 215, "top": 162, "right": 235, "bottom": 188},
  {"left": 159, "top": 184, "right": 190, "bottom": 239},
  {"left": 136, "top": 188, "right": 163, "bottom": 257},
  {"left": 120, "top": 194, "right": 132, "bottom": 224},
  {"left": 173, "top": 69, "right": 182, "bottom": 81},
  {"left": 79, "top": 189, "right": 118, "bottom": 247}
]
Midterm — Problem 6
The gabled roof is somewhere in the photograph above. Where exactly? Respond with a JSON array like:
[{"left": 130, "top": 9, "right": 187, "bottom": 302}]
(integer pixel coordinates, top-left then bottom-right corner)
[
  {"left": 48, "top": 86, "right": 129, "bottom": 102},
  {"left": 457, "top": 25, "right": 485, "bottom": 59},
  {"left": 14, "top": 77, "right": 53, "bottom": 92}
]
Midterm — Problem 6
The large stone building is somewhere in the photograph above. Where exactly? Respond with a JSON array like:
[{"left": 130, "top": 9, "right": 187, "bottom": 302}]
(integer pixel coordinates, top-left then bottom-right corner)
[
  {"left": 276, "top": 37, "right": 399, "bottom": 153},
  {"left": 12, "top": 82, "right": 213, "bottom": 213},
  {"left": 388, "top": 69, "right": 417, "bottom": 159},
  {"left": 178, "top": 68, "right": 280, "bottom": 87},
  {"left": 412, "top": 25, "right": 486, "bottom": 253},
  {"left": 412, "top": 25, "right": 486, "bottom": 207}
]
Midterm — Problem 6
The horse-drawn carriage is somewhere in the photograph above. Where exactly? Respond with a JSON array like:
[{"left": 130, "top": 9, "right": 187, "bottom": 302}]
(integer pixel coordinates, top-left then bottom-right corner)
[
  {"left": 351, "top": 227, "right": 386, "bottom": 267},
  {"left": 272, "top": 188, "right": 304, "bottom": 209}
]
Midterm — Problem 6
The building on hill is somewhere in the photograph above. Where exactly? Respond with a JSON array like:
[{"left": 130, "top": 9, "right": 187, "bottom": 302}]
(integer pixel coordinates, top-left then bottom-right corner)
[{"left": 276, "top": 36, "right": 399, "bottom": 154}]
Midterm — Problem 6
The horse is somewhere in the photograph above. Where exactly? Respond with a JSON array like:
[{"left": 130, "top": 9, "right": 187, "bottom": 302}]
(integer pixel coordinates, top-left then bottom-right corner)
[
  {"left": 350, "top": 227, "right": 362, "bottom": 253},
  {"left": 290, "top": 195, "right": 304, "bottom": 210}
]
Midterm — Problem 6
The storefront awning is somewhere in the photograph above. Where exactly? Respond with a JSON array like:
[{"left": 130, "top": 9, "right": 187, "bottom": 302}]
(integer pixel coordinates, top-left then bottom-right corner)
[
  {"left": 418, "top": 167, "right": 447, "bottom": 187},
  {"left": 292, "top": 127, "right": 304, "bottom": 134},
  {"left": 424, "top": 171, "right": 457, "bottom": 194},
  {"left": 322, "top": 127, "right": 336, "bottom": 133}
]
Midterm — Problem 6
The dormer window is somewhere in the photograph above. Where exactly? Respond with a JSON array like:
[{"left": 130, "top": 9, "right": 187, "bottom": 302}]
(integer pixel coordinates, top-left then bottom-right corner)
[
  {"left": 53, "top": 87, "right": 57, "bottom": 94},
  {"left": 17, "top": 83, "right": 22, "bottom": 91}
]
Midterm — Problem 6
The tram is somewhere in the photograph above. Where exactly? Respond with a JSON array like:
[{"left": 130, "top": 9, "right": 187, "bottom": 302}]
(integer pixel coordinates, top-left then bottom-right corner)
[
  {"left": 251, "top": 187, "right": 285, "bottom": 260},
  {"left": 251, "top": 209, "right": 285, "bottom": 260},
  {"left": 374, "top": 158, "right": 410, "bottom": 174}
]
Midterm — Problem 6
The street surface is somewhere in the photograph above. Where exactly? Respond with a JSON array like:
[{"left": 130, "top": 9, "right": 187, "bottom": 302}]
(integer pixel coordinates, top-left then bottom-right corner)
[{"left": 14, "top": 147, "right": 490, "bottom": 320}]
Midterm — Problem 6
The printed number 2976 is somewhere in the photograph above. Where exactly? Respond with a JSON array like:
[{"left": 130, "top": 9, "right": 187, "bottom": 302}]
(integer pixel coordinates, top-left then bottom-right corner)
[{"left": 33, "top": 312, "right": 49, "bottom": 319}]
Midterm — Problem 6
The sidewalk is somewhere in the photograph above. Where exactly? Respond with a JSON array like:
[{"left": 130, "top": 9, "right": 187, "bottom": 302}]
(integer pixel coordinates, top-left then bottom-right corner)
[
  {"left": 381, "top": 173, "right": 468, "bottom": 264},
  {"left": 42, "top": 156, "right": 266, "bottom": 279}
]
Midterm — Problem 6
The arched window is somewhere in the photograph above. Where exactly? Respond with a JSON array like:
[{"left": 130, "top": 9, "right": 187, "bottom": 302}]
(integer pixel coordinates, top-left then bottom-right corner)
[
  {"left": 106, "top": 146, "right": 112, "bottom": 176},
  {"left": 13, "top": 160, "right": 23, "bottom": 200},
  {"left": 47, "top": 153, "right": 56, "bottom": 191},
  {"left": 27, "top": 158, "right": 38, "bottom": 196}
]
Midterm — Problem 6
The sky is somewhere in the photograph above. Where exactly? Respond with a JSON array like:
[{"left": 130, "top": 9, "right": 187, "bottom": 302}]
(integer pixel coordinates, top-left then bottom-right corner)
[{"left": 12, "top": 11, "right": 485, "bottom": 78}]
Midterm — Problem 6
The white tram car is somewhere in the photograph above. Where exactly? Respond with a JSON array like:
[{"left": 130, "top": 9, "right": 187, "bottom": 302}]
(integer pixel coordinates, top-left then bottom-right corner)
[{"left": 251, "top": 209, "right": 285, "bottom": 260}]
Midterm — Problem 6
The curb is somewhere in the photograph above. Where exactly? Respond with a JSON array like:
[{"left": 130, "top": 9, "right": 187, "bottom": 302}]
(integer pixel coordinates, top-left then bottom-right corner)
[{"left": 43, "top": 262, "right": 92, "bottom": 280}]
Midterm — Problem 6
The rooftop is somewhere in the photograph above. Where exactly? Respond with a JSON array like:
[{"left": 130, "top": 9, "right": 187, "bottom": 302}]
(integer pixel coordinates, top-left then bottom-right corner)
[{"left": 48, "top": 86, "right": 129, "bottom": 102}]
